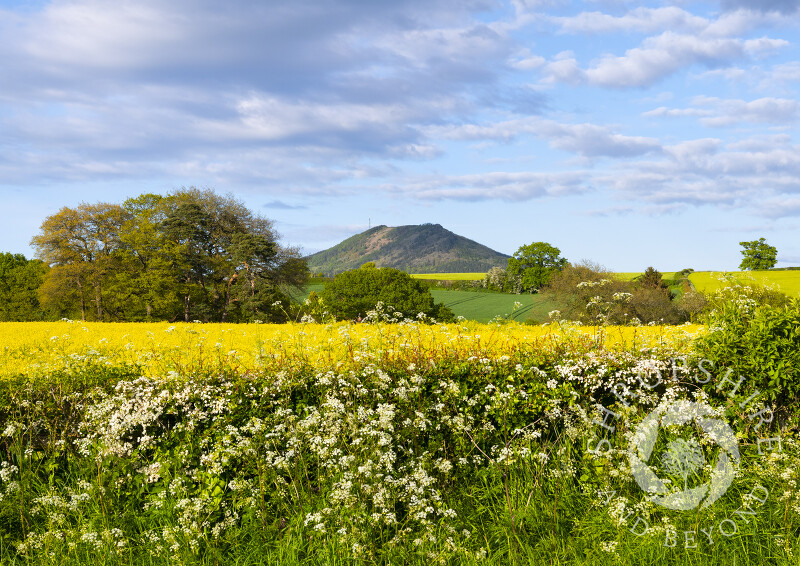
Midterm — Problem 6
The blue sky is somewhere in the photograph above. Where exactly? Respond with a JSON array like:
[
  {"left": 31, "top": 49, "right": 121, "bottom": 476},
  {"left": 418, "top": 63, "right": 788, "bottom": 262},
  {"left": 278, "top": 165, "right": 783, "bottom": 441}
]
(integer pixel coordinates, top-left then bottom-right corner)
[{"left": 1, "top": 0, "right": 798, "bottom": 271}]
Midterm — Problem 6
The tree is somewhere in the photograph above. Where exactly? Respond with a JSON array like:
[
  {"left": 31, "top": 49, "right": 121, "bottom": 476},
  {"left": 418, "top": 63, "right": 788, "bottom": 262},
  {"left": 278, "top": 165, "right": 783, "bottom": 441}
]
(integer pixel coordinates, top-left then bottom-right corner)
[
  {"left": 506, "top": 242, "right": 567, "bottom": 292},
  {"left": 31, "top": 188, "right": 308, "bottom": 322},
  {"left": 162, "top": 201, "right": 215, "bottom": 322},
  {"left": 639, "top": 267, "right": 668, "bottom": 292},
  {"left": 31, "top": 202, "right": 128, "bottom": 321},
  {"left": 117, "top": 193, "right": 182, "bottom": 320},
  {"left": 321, "top": 264, "right": 454, "bottom": 322},
  {"left": 0, "top": 253, "right": 49, "bottom": 321},
  {"left": 484, "top": 266, "right": 506, "bottom": 291},
  {"left": 739, "top": 238, "right": 778, "bottom": 270}
]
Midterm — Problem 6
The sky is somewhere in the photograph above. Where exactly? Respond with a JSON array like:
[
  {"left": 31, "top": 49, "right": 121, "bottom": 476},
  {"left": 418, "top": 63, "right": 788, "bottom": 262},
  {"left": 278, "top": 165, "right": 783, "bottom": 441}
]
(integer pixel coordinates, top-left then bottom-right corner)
[{"left": 1, "top": 0, "right": 799, "bottom": 272}]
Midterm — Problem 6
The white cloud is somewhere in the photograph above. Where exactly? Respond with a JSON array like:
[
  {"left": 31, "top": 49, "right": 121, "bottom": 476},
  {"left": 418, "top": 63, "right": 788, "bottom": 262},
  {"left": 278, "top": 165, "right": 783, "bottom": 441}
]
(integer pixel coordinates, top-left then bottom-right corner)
[
  {"left": 535, "top": 121, "right": 661, "bottom": 157},
  {"left": 542, "top": 51, "right": 585, "bottom": 85},
  {"left": 701, "top": 97, "right": 800, "bottom": 126},
  {"left": 759, "top": 198, "right": 800, "bottom": 218},
  {"left": 585, "top": 32, "right": 760, "bottom": 88},
  {"left": 596, "top": 133, "right": 800, "bottom": 217},
  {"left": 509, "top": 49, "right": 546, "bottom": 70},
  {"left": 552, "top": 7, "right": 707, "bottom": 35},
  {"left": 721, "top": 0, "right": 800, "bottom": 15},
  {"left": 385, "top": 171, "right": 590, "bottom": 201},
  {"left": 233, "top": 94, "right": 420, "bottom": 142},
  {"left": 758, "top": 61, "right": 800, "bottom": 92},
  {"left": 642, "top": 107, "right": 713, "bottom": 118},
  {"left": 645, "top": 96, "right": 800, "bottom": 126},
  {"left": 429, "top": 117, "right": 661, "bottom": 158},
  {"left": 539, "top": 5, "right": 791, "bottom": 89}
]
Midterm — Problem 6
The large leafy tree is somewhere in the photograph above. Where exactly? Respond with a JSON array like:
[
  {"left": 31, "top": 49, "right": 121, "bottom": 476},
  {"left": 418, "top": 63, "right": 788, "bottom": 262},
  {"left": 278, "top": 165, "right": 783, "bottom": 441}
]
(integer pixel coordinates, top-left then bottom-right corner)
[
  {"left": 739, "top": 238, "right": 778, "bottom": 270},
  {"left": 507, "top": 242, "right": 568, "bottom": 292},
  {"left": 117, "top": 193, "right": 182, "bottom": 320},
  {"left": 31, "top": 202, "right": 128, "bottom": 320},
  {"left": 0, "top": 253, "right": 49, "bottom": 321},
  {"left": 31, "top": 188, "right": 308, "bottom": 322},
  {"left": 321, "top": 264, "right": 454, "bottom": 322},
  {"left": 162, "top": 201, "right": 215, "bottom": 321}
]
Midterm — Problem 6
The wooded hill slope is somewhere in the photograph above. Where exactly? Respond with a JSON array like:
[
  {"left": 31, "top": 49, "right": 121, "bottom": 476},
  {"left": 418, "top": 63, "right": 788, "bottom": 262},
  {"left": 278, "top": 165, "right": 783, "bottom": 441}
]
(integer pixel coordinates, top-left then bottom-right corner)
[{"left": 306, "top": 224, "right": 510, "bottom": 275}]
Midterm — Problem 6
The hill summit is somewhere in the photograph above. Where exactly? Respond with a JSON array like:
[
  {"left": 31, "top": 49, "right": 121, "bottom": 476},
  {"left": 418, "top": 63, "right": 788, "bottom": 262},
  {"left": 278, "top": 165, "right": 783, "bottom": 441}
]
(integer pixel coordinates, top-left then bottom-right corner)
[{"left": 306, "top": 224, "right": 510, "bottom": 275}]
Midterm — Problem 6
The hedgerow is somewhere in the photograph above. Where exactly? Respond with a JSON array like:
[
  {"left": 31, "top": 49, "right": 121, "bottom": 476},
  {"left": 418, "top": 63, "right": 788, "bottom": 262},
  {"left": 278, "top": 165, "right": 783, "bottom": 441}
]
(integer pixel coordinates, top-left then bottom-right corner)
[{"left": 0, "top": 308, "right": 797, "bottom": 565}]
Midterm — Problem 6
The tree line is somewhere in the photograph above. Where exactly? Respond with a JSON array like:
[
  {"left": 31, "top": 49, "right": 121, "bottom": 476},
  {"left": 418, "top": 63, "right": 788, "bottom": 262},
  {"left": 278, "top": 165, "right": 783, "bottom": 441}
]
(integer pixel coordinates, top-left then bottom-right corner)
[{"left": 2, "top": 189, "right": 308, "bottom": 322}]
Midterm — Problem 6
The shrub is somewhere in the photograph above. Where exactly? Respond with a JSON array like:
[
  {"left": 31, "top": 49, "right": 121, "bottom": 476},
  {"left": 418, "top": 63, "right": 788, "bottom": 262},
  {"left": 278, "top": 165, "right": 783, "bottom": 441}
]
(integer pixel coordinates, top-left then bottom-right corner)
[
  {"left": 321, "top": 264, "right": 454, "bottom": 322},
  {"left": 677, "top": 289, "right": 708, "bottom": 322},
  {"left": 628, "top": 286, "right": 684, "bottom": 324},
  {"left": 694, "top": 295, "right": 800, "bottom": 426},
  {"left": 703, "top": 275, "right": 791, "bottom": 314},
  {"left": 546, "top": 262, "right": 690, "bottom": 325}
]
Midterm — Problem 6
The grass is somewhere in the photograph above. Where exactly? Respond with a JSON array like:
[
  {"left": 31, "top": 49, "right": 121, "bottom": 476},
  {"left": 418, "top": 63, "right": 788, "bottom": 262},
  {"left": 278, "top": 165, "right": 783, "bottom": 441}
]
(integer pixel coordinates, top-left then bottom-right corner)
[
  {"left": 411, "top": 273, "right": 486, "bottom": 281},
  {"left": 611, "top": 272, "right": 642, "bottom": 281},
  {"left": 286, "top": 283, "right": 557, "bottom": 323},
  {"left": 429, "top": 289, "right": 559, "bottom": 323},
  {"left": 689, "top": 270, "right": 800, "bottom": 296}
]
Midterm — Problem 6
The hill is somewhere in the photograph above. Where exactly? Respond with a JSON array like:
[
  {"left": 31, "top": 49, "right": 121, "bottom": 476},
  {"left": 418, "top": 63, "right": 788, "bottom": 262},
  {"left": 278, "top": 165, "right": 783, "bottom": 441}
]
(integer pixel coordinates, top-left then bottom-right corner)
[{"left": 306, "top": 224, "right": 510, "bottom": 275}]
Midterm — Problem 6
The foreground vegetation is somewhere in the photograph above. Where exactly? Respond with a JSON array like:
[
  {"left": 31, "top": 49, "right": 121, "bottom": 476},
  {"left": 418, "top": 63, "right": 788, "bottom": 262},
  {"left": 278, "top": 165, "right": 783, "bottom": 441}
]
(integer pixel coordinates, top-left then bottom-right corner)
[{"left": 1, "top": 289, "right": 799, "bottom": 564}]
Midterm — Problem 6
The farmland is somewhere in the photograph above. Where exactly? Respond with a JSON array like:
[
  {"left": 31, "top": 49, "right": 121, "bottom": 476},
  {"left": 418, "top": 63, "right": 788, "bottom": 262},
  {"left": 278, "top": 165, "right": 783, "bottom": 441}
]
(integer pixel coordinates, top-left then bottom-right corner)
[
  {"left": 3, "top": 272, "right": 800, "bottom": 565},
  {"left": 689, "top": 270, "right": 800, "bottom": 296},
  {"left": 289, "top": 268, "right": 800, "bottom": 326},
  {"left": 0, "top": 320, "right": 703, "bottom": 380},
  {"left": 287, "top": 283, "right": 554, "bottom": 323},
  {"left": 429, "top": 289, "right": 557, "bottom": 323},
  {"left": 411, "top": 273, "right": 485, "bottom": 281}
]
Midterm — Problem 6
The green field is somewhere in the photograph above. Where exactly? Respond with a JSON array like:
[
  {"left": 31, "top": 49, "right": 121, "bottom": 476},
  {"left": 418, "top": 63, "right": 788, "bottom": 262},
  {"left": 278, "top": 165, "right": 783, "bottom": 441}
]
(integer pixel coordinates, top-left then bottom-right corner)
[
  {"left": 611, "top": 272, "right": 641, "bottom": 281},
  {"left": 287, "top": 284, "right": 555, "bottom": 323},
  {"left": 430, "top": 289, "right": 557, "bottom": 323},
  {"left": 689, "top": 270, "right": 800, "bottom": 296},
  {"left": 410, "top": 272, "right": 485, "bottom": 280}
]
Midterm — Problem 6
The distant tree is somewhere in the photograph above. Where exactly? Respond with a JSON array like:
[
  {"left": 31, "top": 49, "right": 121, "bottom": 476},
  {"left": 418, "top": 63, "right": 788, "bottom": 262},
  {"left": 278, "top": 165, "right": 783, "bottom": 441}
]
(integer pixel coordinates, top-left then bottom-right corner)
[
  {"left": 638, "top": 267, "right": 670, "bottom": 295},
  {"left": 507, "top": 242, "right": 567, "bottom": 292},
  {"left": 739, "top": 238, "right": 778, "bottom": 270},
  {"left": 484, "top": 266, "right": 506, "bottom": 291},
  {"left": 628, "top": 286, "right": 683, "bottom": 325},
  {"left": 0, "top": 253, "right": 49, "bottom": 321},
  {"left": 321, "top": 265, "right": 454, "bottom": 322}
]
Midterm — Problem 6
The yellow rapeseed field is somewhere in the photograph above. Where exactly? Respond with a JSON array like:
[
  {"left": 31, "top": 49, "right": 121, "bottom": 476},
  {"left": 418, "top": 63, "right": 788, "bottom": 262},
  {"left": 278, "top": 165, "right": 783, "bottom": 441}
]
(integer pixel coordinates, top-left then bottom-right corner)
[{"left": 0, "top": 320, "right": 705, "bottom": 380}]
